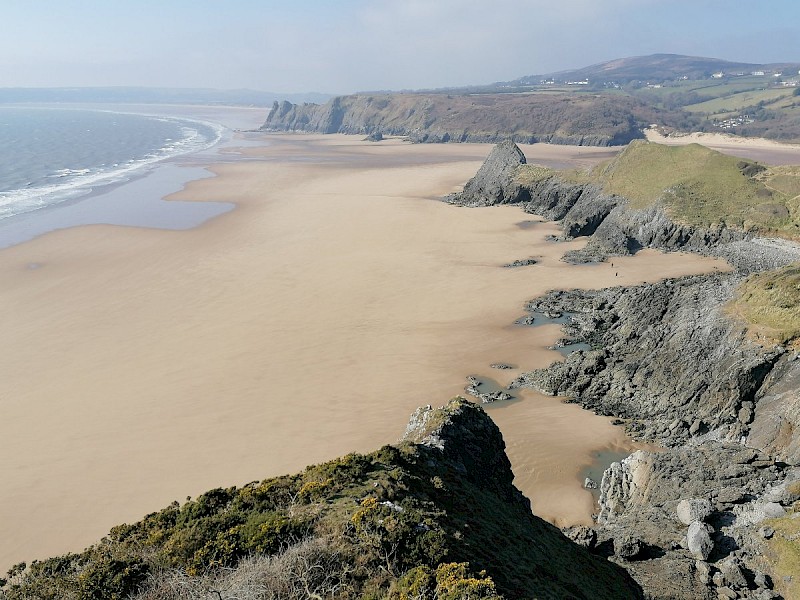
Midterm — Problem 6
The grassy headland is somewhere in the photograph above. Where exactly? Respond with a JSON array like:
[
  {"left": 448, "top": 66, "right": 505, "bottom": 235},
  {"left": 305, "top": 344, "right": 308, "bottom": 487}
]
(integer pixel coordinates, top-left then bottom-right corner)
[{"left": 519, "top": 140, "right": 800, "bottom": 238}]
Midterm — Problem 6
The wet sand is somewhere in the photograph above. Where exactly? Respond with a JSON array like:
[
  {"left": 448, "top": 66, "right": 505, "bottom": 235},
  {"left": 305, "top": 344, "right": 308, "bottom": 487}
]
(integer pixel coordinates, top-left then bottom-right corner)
[{"left": 0, "top": 134, "right": 730, "bottom": 569}]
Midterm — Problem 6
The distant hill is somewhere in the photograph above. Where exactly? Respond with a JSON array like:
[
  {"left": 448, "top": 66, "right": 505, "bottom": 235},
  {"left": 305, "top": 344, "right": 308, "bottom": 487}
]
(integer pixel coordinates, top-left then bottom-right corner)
[
  {"left": 510, "top": 53, "right": 800, "bottom": 86},
  {"left": 0, "top": 87, "right": 331, "bottom": 107},
  {"left": 262, "top": 53, "right": 798, "bottom": 145}
]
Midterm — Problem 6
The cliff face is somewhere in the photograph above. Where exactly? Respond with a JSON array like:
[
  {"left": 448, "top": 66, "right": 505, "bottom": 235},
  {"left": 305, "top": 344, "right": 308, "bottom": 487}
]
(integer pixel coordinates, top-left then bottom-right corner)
[
  {"left": 449, "top": 142, "right": 800, "bottom": 600},
  {"left": 262, "top": 93, "right": 648, "bottom": 146},
  {"left": 1, "top": 399, "right": 642, "bottom": 600}
]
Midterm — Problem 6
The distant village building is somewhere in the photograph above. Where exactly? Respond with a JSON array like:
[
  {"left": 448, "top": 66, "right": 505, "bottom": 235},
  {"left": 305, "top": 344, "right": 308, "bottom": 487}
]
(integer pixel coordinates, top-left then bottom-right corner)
[
  {"left": 712, "top": 72, "right": 724, "bottom": 79},
  {"left": 752, "top": 71, "right": 765, "bottom": 76}
]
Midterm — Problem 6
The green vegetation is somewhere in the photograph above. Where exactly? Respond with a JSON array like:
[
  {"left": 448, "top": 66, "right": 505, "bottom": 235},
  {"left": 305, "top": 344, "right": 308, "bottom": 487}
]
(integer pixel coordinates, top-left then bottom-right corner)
[
  {"left": 765, "top": 511, "right": 800, "bottom": 600},
  {"left": 0, "top": 399, "right": 637, "bottom": 600},
  {"left": 514, "top": 164, "right": 555, "bottom": 187},
  {"left": 684, "top": 88, "right": 794, "bottom": 114},
  {"left": 728, "top": 264, "right": 800, "bottom": 347},
  {"left": 568, "top": 140, "right": 800, "bottom": 237}
]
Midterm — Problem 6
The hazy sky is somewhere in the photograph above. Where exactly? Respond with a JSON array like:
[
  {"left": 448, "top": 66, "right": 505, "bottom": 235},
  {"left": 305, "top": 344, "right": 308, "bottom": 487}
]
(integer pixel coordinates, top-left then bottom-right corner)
[{"left": 3, "top": 0, "right": 799, "bottom": 94}]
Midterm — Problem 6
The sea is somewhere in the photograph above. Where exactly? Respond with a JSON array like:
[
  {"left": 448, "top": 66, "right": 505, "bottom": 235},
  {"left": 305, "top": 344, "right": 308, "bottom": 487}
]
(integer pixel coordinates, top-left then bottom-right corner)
[{"left": 0, "top": 106, "right": 224, "bottom": 221}]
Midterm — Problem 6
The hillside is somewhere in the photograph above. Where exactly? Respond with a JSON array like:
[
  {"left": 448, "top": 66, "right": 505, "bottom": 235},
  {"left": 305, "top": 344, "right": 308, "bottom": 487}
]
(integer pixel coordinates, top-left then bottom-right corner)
[
  {"left": 516, "top": 140, "right": 800, "bottom": 239},
  {"left": 262, "top": 92, "right": 692, "bottom": 146},
  {"left": 264, "top": 54, "right": 800, "bottom": 144},
  {"left": 0, "top": 399, "right": 641, "bottom": 600},
  {"left": 510, "top": 54, "right": 800, "bottom": 87},
  {"left": 449, "top": 141, "right": 800, "bottom": 599}
]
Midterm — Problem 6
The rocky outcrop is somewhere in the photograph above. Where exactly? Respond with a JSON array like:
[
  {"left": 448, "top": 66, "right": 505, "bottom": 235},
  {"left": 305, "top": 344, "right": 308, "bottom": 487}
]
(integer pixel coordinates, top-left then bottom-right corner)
[
  {"left": 402, "top": 398, "right": 521, "bottom": 503},
  {"left": 445, "top": 142, "right": 800, "bottom": 272},
  {"left": 445, "top": 141, "right": 800, "bottom": 598},
  {"left": 444, "top": 141, "right": 527, "bottom": 207},
  {"left": 511, "top": 275, "right": 790, "bottom": 446},
  {"left": 593, "top": 445, "right": 796, "bottom": 599},
  {"left": 747, "top": 355, "right": 800, "bottom": 464}
]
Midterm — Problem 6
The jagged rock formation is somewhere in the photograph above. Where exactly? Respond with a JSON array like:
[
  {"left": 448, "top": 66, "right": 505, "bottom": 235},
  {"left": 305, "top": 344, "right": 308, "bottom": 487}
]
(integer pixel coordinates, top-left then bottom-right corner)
[
  {"left": 261, "top": 93, "right": 649, "bottom": 146},
  {"left": 447, "top": 141, "right": 800, "bottom": 272},
  {"left": 510, "top": 276, "right": 787, "bottom": 445},
  {"left": 1, "top": 399, "right": 642, "bottom": 600},
  {"left": 447, "top": 141, "right": 800, "bottom": 599},
  {"left": 444, "top": 141, "right": 527, "bottom": 207}
]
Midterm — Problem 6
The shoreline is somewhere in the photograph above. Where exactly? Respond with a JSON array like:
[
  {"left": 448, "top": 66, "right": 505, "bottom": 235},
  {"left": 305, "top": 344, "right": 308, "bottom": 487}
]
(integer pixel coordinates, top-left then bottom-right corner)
[
  {"left": 0, "top": 105, "right": 268, "bottom": 250},
  {"left": 0, "top": 132, "right": 729, "bottom": 570}
]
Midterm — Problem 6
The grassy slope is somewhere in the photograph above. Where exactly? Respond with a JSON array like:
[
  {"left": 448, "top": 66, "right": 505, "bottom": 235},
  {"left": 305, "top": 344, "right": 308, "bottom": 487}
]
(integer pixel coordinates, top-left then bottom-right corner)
[
  {"left": 684, "top": 88, "right": 794, "bottom": 114},
  {"left": 573, "top": 140, "right": 800, "bottom": 236},
  {"left": 0, "top": 400, "right": 640, "bottom": 600},
  {"left": 765, "top": 481, "right": 800, "bottom": 600},
  {"left": 728, "top": 264, "right": 800, "bottom": 347}
]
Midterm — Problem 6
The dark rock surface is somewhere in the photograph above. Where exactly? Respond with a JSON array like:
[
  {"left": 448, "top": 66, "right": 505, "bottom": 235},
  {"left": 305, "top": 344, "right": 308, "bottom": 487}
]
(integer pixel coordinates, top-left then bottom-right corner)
[
  {"left": 444, "top": 140, "right": 527, "bottom": 207},
  {"left": 444, "top": 142, "right": 800, "bottom": 599},
  {"left": 400, "top": 399, "right": 645, "bottom": 599},
  {"left": 510, "top": 275, "right": 789, "bottom": 446}
]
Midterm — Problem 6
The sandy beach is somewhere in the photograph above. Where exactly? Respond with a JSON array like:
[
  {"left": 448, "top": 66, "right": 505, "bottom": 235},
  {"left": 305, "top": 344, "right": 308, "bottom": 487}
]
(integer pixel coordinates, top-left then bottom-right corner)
[
  {"left": 0, "top": 133, "right": 733, "bottom": 570},
  {"left": 645, "top": 128, "right": 800, "bottom": 165}
]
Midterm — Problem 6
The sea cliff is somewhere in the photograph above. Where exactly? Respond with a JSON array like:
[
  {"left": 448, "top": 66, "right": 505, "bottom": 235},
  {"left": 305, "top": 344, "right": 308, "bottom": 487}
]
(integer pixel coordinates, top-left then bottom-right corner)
[
  {"left": 448, "top": 141, "right": 800, "bottom": 600},
  {"left": 261, "top": 93, "right": 650, "bottom": 146}
]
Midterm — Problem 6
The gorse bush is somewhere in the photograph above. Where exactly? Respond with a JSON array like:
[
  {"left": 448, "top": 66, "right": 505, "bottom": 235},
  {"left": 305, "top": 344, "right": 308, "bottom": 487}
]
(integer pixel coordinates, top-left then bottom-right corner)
[{"left": 1, "top": 400, "right": 641, "bottom": 599}]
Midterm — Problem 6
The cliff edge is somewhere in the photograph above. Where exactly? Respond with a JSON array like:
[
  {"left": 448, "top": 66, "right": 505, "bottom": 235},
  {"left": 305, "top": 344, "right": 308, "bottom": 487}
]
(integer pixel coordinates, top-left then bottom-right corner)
[{"left": 0, "top": 399, "right": 641, "bottom": 600}]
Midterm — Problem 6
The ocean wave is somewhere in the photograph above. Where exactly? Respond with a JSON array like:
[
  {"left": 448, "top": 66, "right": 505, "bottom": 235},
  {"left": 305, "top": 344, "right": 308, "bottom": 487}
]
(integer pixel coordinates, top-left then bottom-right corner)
[{"left": 0, "top": 112, "right": 224, "bottom": 221}]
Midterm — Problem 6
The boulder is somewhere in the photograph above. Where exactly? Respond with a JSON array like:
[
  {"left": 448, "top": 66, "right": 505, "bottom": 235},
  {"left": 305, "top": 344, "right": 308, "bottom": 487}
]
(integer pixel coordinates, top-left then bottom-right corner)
[
  {"left": 695, "top": 560, "right": 712, "bottom": 585},
  {"left": 720, "top": 557, "right": 748, "bottom": 590},
  {"left": 563, "top": 525, "right": 597, "bottom": 549},
  {"left": 677, "top": 498, "right": 712, "bottom": 525},
  {"left": 687, "top": 521, "right": 714, "bottom": 560},
  {"left": 614, "top": 535, "right": 643, "bottom": 560}
]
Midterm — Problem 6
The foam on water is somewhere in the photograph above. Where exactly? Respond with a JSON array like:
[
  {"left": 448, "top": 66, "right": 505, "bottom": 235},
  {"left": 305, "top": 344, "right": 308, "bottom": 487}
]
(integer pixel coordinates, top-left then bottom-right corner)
[{"left": 0, "top": 107, "right": 224, "bottom": 220}]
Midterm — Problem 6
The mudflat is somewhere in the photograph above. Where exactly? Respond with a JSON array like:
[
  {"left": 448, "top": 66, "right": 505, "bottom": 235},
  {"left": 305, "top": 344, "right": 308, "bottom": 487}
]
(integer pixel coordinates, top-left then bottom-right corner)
[{"left": 0, "top": 134, "right": 729, "bottom": 569}]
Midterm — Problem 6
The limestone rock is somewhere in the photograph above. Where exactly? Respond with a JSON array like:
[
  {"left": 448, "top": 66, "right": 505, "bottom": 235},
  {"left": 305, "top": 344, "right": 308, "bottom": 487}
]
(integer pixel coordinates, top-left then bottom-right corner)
[
  {"left": 563, "top": 525, "right": 597, "bottom": 549},
  {"left": 444, "top": 141, "right": 526, "bottom": 207},
  {"left": 614, "top": 534, "right": 643, "bottom": 560},
  {"left": 687, "top": 521, "right": 714, "bottom": 560},
  {"left": 719, "top": 557, "right": 748, "bottom": 590},
  {"left": 716, "top": 587, "right": 736, "bottom": 600},
  {"left": 677, "top": 498, "right": 712, "bottom": 525},
  {"left": 695, "top": 560, "right": 712, "bottom": 585},
  {"left": 754, "top": 569, "right": 771, "bottom": 589}
]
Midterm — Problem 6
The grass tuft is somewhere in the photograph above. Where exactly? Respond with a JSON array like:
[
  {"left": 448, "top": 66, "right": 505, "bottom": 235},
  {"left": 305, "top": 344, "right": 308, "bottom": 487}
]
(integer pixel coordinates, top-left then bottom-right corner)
[{"left": 728, "top": 264, "right": 800, "bottom": 347}]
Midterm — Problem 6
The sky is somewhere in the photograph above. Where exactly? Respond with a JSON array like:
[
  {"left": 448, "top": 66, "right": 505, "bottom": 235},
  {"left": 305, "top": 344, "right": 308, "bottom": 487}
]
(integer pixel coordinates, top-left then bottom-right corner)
[{"left": 2, "top": 0, "right": 799, "bottom": 94}]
